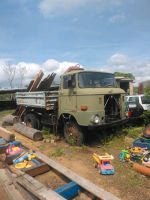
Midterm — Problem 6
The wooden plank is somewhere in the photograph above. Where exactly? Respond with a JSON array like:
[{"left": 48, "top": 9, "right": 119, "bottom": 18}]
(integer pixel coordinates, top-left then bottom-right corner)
[
  {"left": 22, "top": 163, "right": 50, "bottom": 177},
  {"left": 13, "top": 180, "right": 37, "bottom": 200},
  {"left": 0, "top": 169, "right": 26, "bottom": 200},
  {"left": 36, "top": 151, "right": 120, "bottom": 200},
  {"left": 15, "top": 173, "right": 65, "bottom": 200},
  {"left": 0, "top": 126, "right": 15, "bottom": 141},
  {"left": 29, "top": 70, "right": 44, "bottom": 92}
]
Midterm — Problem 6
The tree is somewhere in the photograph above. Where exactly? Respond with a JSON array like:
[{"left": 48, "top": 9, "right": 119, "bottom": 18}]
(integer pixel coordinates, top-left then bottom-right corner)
[
  {"left": 18, "top": 65, "right": 27, "bottom": 88},
  {"left": 2, "top": 63, "right": 16, "bottom": 88},
  {"left": 114, "top": 72, "right": 135, "bottom": 80},
  {"left": 145, "top": 86, "right": 150, "bottom": 96}
]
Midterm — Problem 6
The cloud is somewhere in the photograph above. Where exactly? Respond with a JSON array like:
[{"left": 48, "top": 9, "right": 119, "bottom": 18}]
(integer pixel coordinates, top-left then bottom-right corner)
[
  {"left": 109, "top": 13, "right": 126, "bottom": 23},
  {"left": 1, "top": 54, "right": 150, "bottom": 88},
  {"left": 0, "top": 58, "right": 80, "bottom": 88},
  {"left": 39, "top": 0, "right": 123, "bottom": 16},
  {"left": 108, "top": 53, "right": 130, "bottom": 66},
  {"left": 107, "top": 53, "right": 150, "bottom": 84}
]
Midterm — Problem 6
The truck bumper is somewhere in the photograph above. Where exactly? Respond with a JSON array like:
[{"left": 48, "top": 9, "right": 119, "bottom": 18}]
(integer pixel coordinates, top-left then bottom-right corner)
[{"left": 88, "top": 118, "right": 128, "bottom": 130}]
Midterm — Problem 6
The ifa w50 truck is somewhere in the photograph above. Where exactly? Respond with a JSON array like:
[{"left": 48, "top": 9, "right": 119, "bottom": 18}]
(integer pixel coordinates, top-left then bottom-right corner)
[{"left": 16, "top": 68, "right": 127, "bottom": 145}]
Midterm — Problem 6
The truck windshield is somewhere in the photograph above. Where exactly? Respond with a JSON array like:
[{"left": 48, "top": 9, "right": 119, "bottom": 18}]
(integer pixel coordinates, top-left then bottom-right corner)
[
  {"left": 141, "top": 96, "right": 150, "bottom": 104},
  {"left": 78, "top": 72, "right": 117, "bottom": 88}
]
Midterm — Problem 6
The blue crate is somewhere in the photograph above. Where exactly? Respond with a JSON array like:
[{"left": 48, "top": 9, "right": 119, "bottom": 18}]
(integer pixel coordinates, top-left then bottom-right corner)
[{"left": 54, "top": 181, "right": 80, "bottom": 199}]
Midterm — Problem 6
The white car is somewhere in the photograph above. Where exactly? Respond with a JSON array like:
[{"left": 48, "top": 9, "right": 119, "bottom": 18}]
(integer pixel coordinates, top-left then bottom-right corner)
[{"left": 125, "top": 95, "right": 150, "bottom": 111}]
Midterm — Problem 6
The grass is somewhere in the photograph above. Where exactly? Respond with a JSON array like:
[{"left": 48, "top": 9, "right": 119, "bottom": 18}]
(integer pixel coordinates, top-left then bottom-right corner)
[
  {"left": 48, "top": 147, "right": 64, "bottom": 157},
  {"left": 42, "top": 129, "right": 57, "bottom": 141},
  {"left": 39, "top": 145, "right": 46, "bottom": 151},
  {"left": 0, "top": 109, "right": 14, "bottom": 121},
  {"left": 122, "top": 126, "right": 143, "bottom": 139}
]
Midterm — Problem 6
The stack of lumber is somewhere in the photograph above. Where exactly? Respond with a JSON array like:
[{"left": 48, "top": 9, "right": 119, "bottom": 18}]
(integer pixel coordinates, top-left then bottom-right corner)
[{"left": 37, "top": 72, "right": 56, "bottom": 91}]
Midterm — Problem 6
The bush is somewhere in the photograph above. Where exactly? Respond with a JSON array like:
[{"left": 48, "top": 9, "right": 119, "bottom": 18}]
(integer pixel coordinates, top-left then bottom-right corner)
[{"left": 141, "top": 111, "right": 150, "bottom": 125}]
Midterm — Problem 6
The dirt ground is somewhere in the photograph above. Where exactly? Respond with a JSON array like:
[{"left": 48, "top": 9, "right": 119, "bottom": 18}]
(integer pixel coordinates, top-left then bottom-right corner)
[
  {"left": 5, "top": 127, "right": 150, "bottom": 200},
  {"left": 0, "top": 110, "right": 150, "bottom": 200},
  {"left": 0, "top": 158, "right": 11, "bottom": 200}
]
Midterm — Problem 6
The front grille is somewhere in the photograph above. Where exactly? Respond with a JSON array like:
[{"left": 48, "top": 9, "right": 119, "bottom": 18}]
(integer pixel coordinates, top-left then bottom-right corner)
[{"left": 104, "top": 94, "right": 121, "bottom": 122}]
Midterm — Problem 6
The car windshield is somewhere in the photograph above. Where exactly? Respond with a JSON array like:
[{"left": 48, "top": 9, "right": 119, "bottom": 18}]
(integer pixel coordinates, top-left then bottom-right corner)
[
  {"left": 78, "top": 72, "right": 117, "bottom": 88},
  {"left": 141, "top": 96, "right": 150, "bottom": 104},
  {"left": 128, "top": 97, "right": 139, "bottom": 103}
]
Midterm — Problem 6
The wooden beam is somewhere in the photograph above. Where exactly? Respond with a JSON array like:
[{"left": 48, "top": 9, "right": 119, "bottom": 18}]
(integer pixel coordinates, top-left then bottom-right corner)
[
  {"left": 0, "top": 169, "right": 26, "bottom": 200},
  {"left": 0, "top": 126, "right": 15, "bottom": 141},
  {"left": 22, "top": 163, "right": 50, "bottom": 177},
  {"left": 13, "top": 123, "right": 43, "bottom": 141},
  {"left": 15, "top": 173, "right": 65, "bottom": 200},
  {"left": 36, "top": 151, "right": 120, "bottom": 200}
]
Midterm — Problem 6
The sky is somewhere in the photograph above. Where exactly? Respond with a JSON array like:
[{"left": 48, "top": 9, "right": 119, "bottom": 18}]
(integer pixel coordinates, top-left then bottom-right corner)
[{"left": 0, "top": 0, "right": 150, "bottom": 87}]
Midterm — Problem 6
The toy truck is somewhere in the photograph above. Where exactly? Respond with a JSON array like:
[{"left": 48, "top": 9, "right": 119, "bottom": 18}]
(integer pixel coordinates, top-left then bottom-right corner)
[
  {"left": 16, "top": 68, "right": 127, "bottom": 145},
  {"left": 93, "top": 153, "right": 115, "bottom": 175}
]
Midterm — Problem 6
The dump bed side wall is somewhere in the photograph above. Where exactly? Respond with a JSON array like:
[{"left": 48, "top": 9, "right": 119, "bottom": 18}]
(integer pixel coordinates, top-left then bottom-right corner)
[{"left": 16, "top": 91, "right": 58, "bottom": 110}]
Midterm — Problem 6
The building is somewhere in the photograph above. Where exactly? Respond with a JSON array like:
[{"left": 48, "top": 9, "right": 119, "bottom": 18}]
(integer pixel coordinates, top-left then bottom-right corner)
[
  {"left": 115, "top": 76, "right": 134, "bottom": 95},
  {"left": 138, "top": 80, "right": 150, "bottom": 94}
]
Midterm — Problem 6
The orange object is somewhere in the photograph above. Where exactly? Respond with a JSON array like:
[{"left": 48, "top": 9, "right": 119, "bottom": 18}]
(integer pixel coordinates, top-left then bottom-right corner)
[
  {"left": 80, "top": 105, "right": 88, "bottom": 111},
  {"left": 133, "top": 163, "right": 150, "bottom": 177},
  {"left": 128, "top": 111, "right": 132, "bottom": 117}
]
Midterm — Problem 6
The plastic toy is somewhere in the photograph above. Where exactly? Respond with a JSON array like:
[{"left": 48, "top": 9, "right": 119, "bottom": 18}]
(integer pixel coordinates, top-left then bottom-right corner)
[
  {"left": 129, "top": 147, "right": 146, "bottom": 154},
  {"left": 0, "top": 138, "right": 6, "bottom": 145},
  {"left": 6, "top": 145, "right": 23, "bottom": 155},
  {"left": 129, "top": 147, "right": 147, "bottom": 162},
  {"left": 142, "top": 152, "right": 150, "bottom": 168},
  {"left": 93, "top": 153, "right": 115, "bottom": 175},
  {"left": 119, "top": 150, "right": 130, "bottom": 162},
  {"left": 15, "top": 160, "right": 32, "bottom": 169},
  {"left": 133, "top": 138, "right": 150, "bottom": 150},
  {"left": 13, "top": 151, "right": 36, "bottom": 164}
]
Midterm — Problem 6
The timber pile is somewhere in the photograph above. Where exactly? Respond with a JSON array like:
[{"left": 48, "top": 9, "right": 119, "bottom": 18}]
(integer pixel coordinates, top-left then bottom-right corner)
[
  {"left": 13, "top": 123, "right": 43, "bottom": 141},
  {"left": 37, "top": 72, "right": 56, "bottom": 91}
]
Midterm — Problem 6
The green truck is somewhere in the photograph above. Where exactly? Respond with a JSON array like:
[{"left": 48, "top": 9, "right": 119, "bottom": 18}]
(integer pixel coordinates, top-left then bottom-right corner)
[{"left": 16, "top": 68, "right": 127, "bottom": 145}]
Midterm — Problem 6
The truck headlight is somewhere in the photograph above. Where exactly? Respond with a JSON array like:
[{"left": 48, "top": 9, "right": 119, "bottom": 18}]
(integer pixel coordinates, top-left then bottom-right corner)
[{"left": 91, "top": 115, "right": 100, "bottom": 124}]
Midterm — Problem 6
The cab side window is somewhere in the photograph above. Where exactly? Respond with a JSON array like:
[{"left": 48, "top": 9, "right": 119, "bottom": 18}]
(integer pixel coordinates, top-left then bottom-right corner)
[{"left": 63, "top": 74, "right": 76, "bottom": 89}]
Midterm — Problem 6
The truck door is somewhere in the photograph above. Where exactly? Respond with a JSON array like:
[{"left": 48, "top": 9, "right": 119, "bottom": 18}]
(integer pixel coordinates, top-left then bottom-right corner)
[{"left": 59, "top": 74, "right": 77, "bottom": 115}]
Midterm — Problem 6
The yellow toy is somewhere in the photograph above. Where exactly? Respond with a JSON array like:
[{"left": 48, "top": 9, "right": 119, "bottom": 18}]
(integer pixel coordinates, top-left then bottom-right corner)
[{"left": 93, "top": 153, "right": 115, "bottom": 175}]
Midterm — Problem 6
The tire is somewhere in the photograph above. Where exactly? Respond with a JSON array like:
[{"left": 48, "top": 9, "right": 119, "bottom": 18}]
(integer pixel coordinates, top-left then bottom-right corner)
[
  {"left": 24, "top": 113, "right": 40, "bottom": 130},
  {"left": 64, "top": 121, "right": 84, "bottom": 146}
]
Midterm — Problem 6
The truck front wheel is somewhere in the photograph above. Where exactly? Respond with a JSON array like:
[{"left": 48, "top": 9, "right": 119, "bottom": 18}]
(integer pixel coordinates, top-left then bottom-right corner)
[
  {"left": 24, "top": 114, "right": 40, "bottom": 130},
  {"left": 64, "top": 121, "right": 84, "bottom": 146}
]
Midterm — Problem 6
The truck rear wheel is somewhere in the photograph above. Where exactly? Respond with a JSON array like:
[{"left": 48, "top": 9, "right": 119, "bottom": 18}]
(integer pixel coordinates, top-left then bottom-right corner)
[
  {"left": 64, "top": 121, "right": 84, "bottom": 146},
  {"left": 24, "top": 114, "right": 40, "bottom": 130}
]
